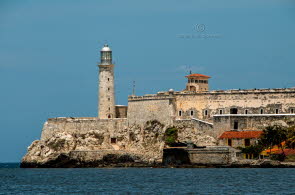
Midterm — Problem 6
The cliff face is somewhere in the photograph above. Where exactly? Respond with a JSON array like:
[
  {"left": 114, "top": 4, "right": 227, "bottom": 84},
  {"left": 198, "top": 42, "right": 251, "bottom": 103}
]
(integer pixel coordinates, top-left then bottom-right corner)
[{"left": 21, "top": 118, "right": 216, "bottom": 168}]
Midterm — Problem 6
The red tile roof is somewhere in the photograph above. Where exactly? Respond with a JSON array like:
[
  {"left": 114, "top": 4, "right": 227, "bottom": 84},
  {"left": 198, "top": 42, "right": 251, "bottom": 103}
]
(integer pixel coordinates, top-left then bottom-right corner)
[
  {"left": 263, "top": 148, "right": 295, "bottom": 156},
  {"left": 185, "top": 73, "right": 211, "bottom": 78},
  {"left": 219, "top": 131, "right": 263, "bottom": 139},
  {"left": 274, "top": 149, "right": 295, "bottom": 155}
]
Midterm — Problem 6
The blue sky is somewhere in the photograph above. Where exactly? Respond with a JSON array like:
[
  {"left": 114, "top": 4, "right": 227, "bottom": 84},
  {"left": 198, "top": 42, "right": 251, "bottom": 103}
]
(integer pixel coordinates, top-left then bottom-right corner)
[{"left": 0, "top": 0, "right": 295, "bottom": 162}]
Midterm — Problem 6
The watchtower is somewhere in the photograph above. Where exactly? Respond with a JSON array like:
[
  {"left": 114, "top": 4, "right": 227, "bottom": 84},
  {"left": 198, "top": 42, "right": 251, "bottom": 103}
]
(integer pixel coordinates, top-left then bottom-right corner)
[
  {"left": 185, "top": 73, "right": 211, "bottom": 92},
  {"left": 98, "top": 44, "right": 116, "bottom": 119}
]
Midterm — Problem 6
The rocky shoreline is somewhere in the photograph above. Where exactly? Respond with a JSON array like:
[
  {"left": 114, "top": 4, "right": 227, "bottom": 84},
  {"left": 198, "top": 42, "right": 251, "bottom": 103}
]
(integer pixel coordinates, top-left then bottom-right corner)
[
  {"left": 20, "top": 151, "right": 295, "bottom": 168},
  {"left": 21, "top": 128, "right": 295, "bottom": 169}
]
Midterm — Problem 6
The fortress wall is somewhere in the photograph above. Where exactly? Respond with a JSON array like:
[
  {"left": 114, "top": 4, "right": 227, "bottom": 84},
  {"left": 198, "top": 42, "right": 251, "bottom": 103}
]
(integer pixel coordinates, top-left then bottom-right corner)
[
  {"left": 41, "top": 117, "right": 127, "bottom": 141},
  {"left": 174, "top": 89, "right": 295, "bottom": 121},
  {"left": 127, "top": 95, "right": 176, "bottom": 126},
  {"left": 213, "top": 114, "right": 295, "bottom": 138}
]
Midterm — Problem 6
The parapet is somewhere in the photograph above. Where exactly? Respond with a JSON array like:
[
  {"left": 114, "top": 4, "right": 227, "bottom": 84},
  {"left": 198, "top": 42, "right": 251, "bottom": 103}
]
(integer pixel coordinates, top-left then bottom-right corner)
[{"left": 128, "top": 87, "right": 295, "bottom": 101}]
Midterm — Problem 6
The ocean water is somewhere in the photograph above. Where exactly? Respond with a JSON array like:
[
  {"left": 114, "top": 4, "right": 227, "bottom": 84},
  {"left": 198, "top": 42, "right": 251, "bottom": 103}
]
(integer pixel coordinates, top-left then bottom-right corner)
[{"left": 0, "top": 164, "right": 294, "bottom": 194}]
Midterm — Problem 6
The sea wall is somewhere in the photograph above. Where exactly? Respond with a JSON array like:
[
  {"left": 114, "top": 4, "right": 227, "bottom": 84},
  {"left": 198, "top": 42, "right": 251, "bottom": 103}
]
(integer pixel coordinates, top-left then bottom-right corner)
[{"left": 163, "top": 146, "right": 238, "bottom": 166}]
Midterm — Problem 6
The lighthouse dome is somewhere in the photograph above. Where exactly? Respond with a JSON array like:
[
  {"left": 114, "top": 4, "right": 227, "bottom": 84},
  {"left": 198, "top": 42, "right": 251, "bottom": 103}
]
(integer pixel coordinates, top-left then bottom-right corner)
[{"left": 101, "top": 44, "right": 111, "bottom": 52}]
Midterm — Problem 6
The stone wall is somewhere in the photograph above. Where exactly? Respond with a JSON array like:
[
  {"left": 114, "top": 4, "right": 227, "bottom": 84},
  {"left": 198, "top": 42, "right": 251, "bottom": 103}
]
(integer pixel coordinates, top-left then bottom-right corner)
[
  {"left": 218, "top": 138, "right": 258, "bottom": 148},
  {"left": 39, "top": 117, "right": 167, "bottom": 162},
  {"left": 41, "top": 117, "right": 127, "bottom": 141},
  {"left": 127, "top": 95, "right": 176, "bottom": 126},
  {"left": 163, "top": 146, "right": 238, "bottom": 165},
  {"left": 115, "top": 105, "right": 127, "bottom": 118},
  {"left": 173, "top": 119, "right": 216, "bottom": 146},
  {"left": 174, "top": 88, "right": 295, "bottom": 121},
  {"left": 213, "top": 114, "right": 295, "bottom": 138}
]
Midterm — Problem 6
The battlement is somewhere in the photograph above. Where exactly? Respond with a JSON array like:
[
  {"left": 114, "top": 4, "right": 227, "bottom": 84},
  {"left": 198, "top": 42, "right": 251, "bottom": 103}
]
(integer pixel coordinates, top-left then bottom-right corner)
[
  {"left": 47, "top": 117, "right": 126, "bottom": 123},
  {"left": 128, "top": 87, "right": 295, "bottom": 102},
  {"left": 128, "top": 94, "right": 174, "bottom": 101}
]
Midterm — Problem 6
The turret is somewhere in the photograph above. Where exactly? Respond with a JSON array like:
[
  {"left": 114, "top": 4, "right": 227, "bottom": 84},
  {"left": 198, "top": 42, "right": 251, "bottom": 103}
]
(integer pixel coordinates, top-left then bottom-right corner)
[{"left": 185, "top": 73, "right": 211, "bottom": 92}]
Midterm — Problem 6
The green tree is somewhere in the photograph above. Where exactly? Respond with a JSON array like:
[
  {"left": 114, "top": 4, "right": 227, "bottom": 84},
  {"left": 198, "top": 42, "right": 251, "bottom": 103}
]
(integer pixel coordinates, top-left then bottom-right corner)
[
  {"left": 260, "top": 125, "right": 288, "bottom": 157},
  {"left": 238, "top": 144, "right": 264, "bottom": 159},
  {"left": 164, "top": 127, "right": 178, "bottom": 146},
  {"left": 286, "top": 126, "right": 295, "bottom": 149}
]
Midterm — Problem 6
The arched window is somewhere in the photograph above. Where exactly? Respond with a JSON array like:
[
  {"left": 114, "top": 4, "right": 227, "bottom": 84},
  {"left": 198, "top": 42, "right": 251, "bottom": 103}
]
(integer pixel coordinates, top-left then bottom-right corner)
[
  {"left": 108, "top": 114, "right": 111, "bottom": 118},
  {"left": 190, "top": 110, "right": 194, "bottom": 116},
  {"left": 179, "top": 111, "right": 182, "bottom": 116},
  {"left": 291, "top": 108, "right": 294, "bottom": 114},
  {"left": 260, "top": 109, "right": 264, "bottom": 114},
  {"left": 230, "top": 108, "right": 238, "bottom": 114},
  {"left": 219, "top": 110, "right": 223, "bottom": 115},
  {"left": 204, "top": 110, "right": 208, "bottom": 116},
  {"left": 245, "top": 109, "right": 248, "bottom": 114},
  {"left": 275, "top": 109, "right": 279, "bottom": 114}
]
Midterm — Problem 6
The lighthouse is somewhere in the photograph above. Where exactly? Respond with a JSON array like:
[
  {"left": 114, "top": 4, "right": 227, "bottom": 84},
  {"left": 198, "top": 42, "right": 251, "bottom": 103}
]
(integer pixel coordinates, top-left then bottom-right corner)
[{"left": 98, "top": 44, "right": 115, "bottom": 119}]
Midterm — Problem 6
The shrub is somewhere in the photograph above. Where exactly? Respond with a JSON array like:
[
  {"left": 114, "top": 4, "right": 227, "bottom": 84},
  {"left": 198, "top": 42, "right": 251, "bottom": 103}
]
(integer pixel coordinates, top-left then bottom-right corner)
[{"left": 164, "top": 127, "right": 178, "bottom": 146}]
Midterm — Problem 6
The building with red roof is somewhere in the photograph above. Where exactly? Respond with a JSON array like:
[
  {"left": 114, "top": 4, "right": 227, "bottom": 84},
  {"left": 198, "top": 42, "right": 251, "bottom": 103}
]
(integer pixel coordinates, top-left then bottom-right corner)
[
  {"left": 185, "top": 73, "right": 211, "bottom": 92},
  {"left": 219, "top": 130, "right": 263, "bottom": 148}
]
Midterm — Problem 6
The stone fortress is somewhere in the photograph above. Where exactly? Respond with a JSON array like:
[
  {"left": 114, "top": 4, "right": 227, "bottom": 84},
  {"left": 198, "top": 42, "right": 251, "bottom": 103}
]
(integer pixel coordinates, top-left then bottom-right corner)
[{"left": 21, "top": 44, "right": 295, "bottom": 167}]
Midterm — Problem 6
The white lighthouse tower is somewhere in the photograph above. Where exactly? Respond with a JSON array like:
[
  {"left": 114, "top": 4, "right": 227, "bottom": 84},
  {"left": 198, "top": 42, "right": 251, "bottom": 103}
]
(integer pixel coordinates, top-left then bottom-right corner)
[{"left": 98, "top": 44, "right": 116, "bottom": 119}]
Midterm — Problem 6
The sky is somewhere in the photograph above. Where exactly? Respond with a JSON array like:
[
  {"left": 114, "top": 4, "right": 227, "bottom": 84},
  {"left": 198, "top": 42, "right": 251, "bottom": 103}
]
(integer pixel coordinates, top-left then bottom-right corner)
[{"left": 0, "top": 0, "right": 295, "bottom": 162}]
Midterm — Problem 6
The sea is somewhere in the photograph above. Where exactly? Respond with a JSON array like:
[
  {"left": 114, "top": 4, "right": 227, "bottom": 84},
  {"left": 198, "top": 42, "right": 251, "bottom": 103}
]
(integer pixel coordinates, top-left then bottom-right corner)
[{"left": 0, "top": 163, "right": 294, "bottom": 194}]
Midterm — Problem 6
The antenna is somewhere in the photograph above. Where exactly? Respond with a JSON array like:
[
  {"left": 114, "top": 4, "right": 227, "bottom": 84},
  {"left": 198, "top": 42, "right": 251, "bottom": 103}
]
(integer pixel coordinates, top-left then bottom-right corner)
[
  {"left": 188, "top": 65, "right": 192, "bottom": 74},
  {"left": 132, "top": 81, "right": 136, "bottom": 96}
]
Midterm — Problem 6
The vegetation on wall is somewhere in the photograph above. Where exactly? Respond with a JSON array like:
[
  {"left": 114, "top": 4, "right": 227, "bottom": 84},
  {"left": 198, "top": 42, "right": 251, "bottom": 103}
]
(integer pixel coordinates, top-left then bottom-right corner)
[{"left": 164, "top": 127, "right": 178, "bottom": 146}]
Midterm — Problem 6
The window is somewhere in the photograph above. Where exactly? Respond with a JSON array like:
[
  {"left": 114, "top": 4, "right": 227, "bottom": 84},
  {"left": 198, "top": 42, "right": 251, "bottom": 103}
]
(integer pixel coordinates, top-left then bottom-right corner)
[
  {"left": 195, "top": 80, "right": 198, "bottom": 83},
  {"left": 179, "top": 111, "right": 182, "bottom": 116},
  {"left": 234, "top": 121, "right": 239, "bottom": 130},
  {"left": 108, "top": 78, "right": 110, "bottom": 81},
  {"left": 190, "top": 110, "right": 194, "bottom": 116},
  {"left": 204, "top": 110, "right": 208, "bottom": 116},
  {"left": 219, "top": 110, "right": 223, "bottom": 115},
  {"left": 228, "top": 139, "right": 232, "bottom": 146},
  {"left": 245, "top": 139, "right": 250, "bottom": 147},
  {"left": 111, "top": 138, "right": 117, "bottom": 144},
  {"left": 291, "top": 109, "right": 294, "bottom": 114},
  {"left": 108, "top": 98, "right": 110, "bottom": 101},
  {"left": 260, "top": 109, "right": 264, "bottom": 114},
  {"left": 230, "top": 108, "right": 238, "bottom": 114},
  {"left": 108, "top": 88, "right": 110, "bottom": 91},
  {"left": 245, "top": 109, "right": 248, "bottom": 114},
  {"left": 109, "top": 107, "right": 110, "bottom": 111},
  {"left": 275, "top": 109, "right": 279, "bottom": 114}
]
